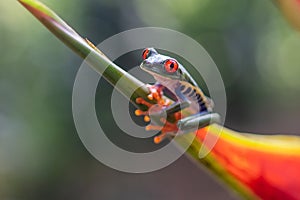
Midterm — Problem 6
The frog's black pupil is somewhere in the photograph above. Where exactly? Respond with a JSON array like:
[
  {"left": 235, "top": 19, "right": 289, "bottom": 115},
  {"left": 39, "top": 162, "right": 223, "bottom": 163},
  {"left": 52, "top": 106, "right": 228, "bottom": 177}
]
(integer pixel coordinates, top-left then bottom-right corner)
[{"left": 170, "top": 63, "right": 174, "bottom": 69}]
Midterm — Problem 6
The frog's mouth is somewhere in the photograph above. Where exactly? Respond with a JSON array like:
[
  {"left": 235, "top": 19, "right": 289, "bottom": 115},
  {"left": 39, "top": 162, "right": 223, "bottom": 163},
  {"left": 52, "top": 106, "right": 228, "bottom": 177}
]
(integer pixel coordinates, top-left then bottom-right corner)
[{"left": 140, "top": 62, "right": 161, "bottom": 74}]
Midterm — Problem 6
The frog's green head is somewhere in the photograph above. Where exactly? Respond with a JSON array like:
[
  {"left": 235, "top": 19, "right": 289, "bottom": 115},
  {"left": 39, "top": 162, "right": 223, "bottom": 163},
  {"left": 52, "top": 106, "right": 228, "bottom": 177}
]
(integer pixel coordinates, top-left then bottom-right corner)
[{"left": 140, "top": 48, "right": 184, "bottom": 80}]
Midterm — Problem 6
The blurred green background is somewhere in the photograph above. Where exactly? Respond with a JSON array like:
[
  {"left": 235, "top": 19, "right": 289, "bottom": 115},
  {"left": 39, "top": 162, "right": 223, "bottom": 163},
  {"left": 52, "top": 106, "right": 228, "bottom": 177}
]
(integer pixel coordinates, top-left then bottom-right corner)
[{"left": 1, "top": 0, "right": 300, "bottom": 199}]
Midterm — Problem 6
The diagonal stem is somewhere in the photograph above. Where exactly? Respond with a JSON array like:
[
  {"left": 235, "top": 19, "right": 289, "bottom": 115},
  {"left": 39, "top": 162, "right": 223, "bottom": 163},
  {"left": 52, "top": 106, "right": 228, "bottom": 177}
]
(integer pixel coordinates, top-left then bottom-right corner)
[{"left": 18, "top": 0, "right": 149, "bottom": 107}]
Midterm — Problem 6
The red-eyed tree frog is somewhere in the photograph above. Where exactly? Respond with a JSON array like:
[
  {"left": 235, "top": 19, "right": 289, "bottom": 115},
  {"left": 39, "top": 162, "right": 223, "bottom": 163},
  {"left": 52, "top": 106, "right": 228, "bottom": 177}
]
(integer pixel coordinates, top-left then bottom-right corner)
[{"left": 135, "top": 48, "right": 220, "bottom": 143}]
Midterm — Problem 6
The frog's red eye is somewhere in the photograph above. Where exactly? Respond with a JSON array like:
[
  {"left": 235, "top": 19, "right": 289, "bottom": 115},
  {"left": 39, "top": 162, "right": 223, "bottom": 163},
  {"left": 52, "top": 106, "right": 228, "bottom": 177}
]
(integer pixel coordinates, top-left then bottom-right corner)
[
  {"left": 142, "top": 48, "right": 150, "bottom": 60},
  {"left": 164, "top": 59, "right": 179, "bottom": 73}
]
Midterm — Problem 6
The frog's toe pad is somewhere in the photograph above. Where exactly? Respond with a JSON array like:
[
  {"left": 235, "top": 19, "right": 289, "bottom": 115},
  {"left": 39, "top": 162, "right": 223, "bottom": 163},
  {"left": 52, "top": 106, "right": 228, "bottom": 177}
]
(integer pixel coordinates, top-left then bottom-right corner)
[
  {"left": 154, "top": 135, "right": 164, "bottom": 144},
  {"left": 135, "top": 109, "right": 147, "bottom": 116},
  {"left": 153, "top": 132, "right": 175, "bottom": 144},
  {"left": 143, "top": 116, "right": 151, "bottom": 122}
]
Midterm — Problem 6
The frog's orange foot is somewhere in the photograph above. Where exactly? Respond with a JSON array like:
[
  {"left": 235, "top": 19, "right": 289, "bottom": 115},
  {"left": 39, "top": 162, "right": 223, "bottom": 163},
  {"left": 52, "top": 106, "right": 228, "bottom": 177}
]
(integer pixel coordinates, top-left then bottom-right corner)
[
  {"left": 135, "top": 93, "right": 169, "bottom": 123},
  {"left": 135, "top": 105, "right": 179, "bottom": 143},
  {"left": 145, "top": 118, "right": 179, "bottom": 144},
  {"left": 135, "top": 98, "right": 156, "bottom": 122},
  {"left": 134, "top": 84, "right": 182, "bottom": 144},
  {"left": 135, "top": 97, "right": 153, "bottom": 108},
  {"left": 146, "top": 84, "right": 164, "bottom": 102},
  {"left": 135, "top": 103, "right": 166, "bottom": 123},
  {"left": 135, "top": 109, "right": 151, "bottom": 122}
]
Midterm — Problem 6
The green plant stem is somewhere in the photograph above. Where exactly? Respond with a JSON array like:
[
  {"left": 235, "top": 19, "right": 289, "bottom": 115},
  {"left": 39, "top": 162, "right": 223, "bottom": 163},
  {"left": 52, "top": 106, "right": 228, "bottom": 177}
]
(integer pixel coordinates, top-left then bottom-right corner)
[{"left": 18, "top": 0, "right": 149, "bottom": 106}]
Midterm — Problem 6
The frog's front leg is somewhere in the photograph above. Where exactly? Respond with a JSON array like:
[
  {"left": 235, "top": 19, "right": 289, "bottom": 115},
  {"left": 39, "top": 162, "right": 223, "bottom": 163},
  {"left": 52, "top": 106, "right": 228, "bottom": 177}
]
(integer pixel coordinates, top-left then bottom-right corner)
[
  {"left": 135, "top": 84, "right": 184, "bottom": 143},
  {"left": 149, "top": 100, "right": 190, "bottom": 122},
  {"left": 135, "top": 83, "right": 167, "bottom": 118},
  {"left": 177, "top": 112, "right": 220, "bottom": 131}
]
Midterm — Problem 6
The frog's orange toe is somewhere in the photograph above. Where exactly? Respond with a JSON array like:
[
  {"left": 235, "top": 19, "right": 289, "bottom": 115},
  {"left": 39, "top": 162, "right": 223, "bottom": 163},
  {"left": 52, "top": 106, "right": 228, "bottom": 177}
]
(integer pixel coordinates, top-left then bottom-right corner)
[
  {"left": 135, "top": 97, "right": 153, "bottom": 107},
  {"left": 153, "top": 132, "right": 168, "bottom": 144},
  {"left": 154, "top": 136, "right": 162, "bottom": 144},
  {"left": 144, "top": 116, "right": 151, "bottom": 122},
  {"left": 147, "top": 94, "right": 154, "bottom": 100},
  {"left": 135, "top": 97, "right": 143, "bottom": 104},
  {"left": 135, "top": 109, "right": 147, "bottom": 116},
  {"left": 152, "top": 92, "right": 161, "bottom": 101},
  {"left": 145, "top": 125, "right": 162, "bottom": 131}
]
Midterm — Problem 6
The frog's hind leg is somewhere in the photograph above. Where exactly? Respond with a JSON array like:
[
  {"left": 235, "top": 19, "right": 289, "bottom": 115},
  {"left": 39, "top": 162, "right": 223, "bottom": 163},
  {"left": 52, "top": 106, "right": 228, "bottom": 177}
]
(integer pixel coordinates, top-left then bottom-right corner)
[{"left": 177, "top": 113, "right": 220, "bottom": 131}]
